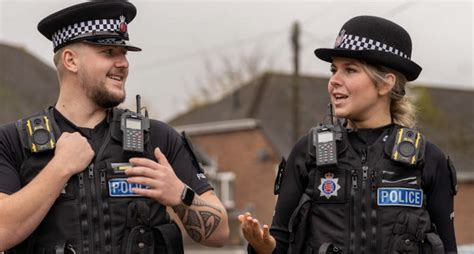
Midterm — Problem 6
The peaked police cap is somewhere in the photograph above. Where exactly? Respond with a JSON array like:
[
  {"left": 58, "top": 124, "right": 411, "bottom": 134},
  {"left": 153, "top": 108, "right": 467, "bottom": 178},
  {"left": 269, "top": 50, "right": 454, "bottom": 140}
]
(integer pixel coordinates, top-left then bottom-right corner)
[
  {"left": 315, "top": 15, "right": 421, "bottom": 81},
  {"left": 38, "top": 1, "right": 141, "bottom": 52}
]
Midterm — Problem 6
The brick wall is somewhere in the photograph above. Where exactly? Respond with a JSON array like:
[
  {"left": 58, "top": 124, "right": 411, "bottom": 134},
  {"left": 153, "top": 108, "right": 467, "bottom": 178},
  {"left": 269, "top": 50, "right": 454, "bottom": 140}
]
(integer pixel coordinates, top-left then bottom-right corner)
[
  {"left": 454, "top": 182, "right": 474, "bottom": 245},
  {"left": 190, "top": 129, "right": 279, "bottom": 227}
]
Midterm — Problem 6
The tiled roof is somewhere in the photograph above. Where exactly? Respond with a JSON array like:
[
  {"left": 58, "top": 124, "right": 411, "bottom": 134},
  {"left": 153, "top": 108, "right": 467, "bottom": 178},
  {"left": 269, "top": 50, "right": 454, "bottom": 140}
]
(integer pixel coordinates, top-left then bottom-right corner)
[{"left": 0, "top": 43, "right": 59, "bottom": 124}]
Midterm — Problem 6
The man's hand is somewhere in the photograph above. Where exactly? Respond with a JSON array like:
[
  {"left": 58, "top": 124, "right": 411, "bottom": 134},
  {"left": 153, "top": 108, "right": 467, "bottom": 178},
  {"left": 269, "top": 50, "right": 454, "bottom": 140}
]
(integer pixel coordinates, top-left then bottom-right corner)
[
  {"left": 126, "top": 147, "right": 230, "bottom": 247},
  {"left": 238, "top": 212, "right": 276, "bottom": 254},
  {"left": 51, "top": 132, "right": 95, "bottom": 176},
  {"left": 125, "top": 147, "right": 185, "bottom": 206}
]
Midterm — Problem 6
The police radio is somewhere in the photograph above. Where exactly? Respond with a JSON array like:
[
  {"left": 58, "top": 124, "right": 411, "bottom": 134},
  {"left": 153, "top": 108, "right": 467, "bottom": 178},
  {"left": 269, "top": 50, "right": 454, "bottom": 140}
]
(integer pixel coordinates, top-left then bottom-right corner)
[
  {"left": 313, "top": 125, "right": 337, "bottom": 167},
  {"left": 25, "top": 115, "right": 56, "bottom": 153},
  {"left": 391, "top": 128, "right": 422, "bottom": 166},
  {"left": 121, "top": 95, "right": 150, "bottom": 155},
  {"left": 312, "top": 103, "right": 339, "bottom": 167}
]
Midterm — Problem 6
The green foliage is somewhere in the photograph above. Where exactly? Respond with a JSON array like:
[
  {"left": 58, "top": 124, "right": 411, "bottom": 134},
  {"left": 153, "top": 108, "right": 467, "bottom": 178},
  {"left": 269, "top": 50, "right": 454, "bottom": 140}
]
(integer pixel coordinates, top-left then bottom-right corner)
[
  {"left": 413, "top": 86, "right": 446, "bottom": 128},
  {"left": 413, "top": 86, "right": 470, "bottom": 150}
]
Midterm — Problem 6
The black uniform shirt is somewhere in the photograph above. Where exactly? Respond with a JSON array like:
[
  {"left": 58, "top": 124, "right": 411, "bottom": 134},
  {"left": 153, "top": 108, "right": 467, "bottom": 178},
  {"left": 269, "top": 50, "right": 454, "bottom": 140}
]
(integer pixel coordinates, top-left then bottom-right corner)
[
  {"left": 0, "top": 108, "right": 212, "bottom": 196},
  {"left": 269, "top": 124, "right": 457, "bottom": 253}
]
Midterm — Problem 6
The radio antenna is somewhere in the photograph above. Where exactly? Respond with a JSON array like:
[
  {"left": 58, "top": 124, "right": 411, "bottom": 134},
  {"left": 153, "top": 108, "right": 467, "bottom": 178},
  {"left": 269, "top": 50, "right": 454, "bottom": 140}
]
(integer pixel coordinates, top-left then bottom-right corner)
[
  {"left": 328, "top": 103, "right": 334, "bottom": 125},
  {"left": 136, "top": 95, "right": 141, "bottom": 114}
]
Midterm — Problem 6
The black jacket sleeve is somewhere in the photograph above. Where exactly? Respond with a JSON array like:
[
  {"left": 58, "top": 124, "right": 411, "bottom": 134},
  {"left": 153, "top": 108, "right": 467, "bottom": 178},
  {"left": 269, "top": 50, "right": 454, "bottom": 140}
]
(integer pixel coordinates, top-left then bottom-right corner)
[
  {"left": 148, "top": 120, "right": 213, "bottom": 195},
  {"left": 423, "top": 141, "right": 457, "bottom": 253},
  {"left": 0, "top": 123, "right": 23, "bottom": 194},
  {"left": 268, "top": 135, "right": 310, "bottom": 253}
]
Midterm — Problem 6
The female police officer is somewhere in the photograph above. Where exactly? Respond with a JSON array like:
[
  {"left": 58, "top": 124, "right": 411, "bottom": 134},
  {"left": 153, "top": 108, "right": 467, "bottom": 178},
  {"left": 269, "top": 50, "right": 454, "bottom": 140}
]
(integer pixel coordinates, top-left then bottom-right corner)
[{"left": 239, "top": 15, "right": 458, "bottom": 254}]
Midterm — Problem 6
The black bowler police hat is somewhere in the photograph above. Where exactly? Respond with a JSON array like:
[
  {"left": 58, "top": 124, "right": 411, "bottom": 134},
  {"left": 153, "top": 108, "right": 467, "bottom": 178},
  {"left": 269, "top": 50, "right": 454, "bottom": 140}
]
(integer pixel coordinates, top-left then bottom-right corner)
[
  {"left": 315, "top": 15, "right": 421, "bottom": 81},
  {"left": 38, "top": 1, "right": 141, "bottom": 52}
]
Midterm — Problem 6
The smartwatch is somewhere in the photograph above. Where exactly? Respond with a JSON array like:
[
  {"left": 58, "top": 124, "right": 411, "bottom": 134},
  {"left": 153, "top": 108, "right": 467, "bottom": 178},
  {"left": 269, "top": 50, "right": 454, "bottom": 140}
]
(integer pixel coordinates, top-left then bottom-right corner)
[{"left": 181, "top": 184, "right": 195, "bottom": 206}]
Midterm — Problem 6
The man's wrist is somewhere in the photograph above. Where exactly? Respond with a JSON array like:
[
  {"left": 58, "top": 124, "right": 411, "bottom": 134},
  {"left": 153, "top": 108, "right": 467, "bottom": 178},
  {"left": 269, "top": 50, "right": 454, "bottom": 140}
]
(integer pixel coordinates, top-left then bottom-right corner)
[{"left": 47, "top": 157, "right": 73, "bottom": 179}]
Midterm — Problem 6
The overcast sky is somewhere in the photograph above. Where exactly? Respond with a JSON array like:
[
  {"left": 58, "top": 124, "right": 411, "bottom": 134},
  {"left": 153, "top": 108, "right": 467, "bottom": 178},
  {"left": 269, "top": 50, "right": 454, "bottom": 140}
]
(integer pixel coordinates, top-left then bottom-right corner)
[{"left": 0, "top": 0, "right": 472, "bottom": 120}]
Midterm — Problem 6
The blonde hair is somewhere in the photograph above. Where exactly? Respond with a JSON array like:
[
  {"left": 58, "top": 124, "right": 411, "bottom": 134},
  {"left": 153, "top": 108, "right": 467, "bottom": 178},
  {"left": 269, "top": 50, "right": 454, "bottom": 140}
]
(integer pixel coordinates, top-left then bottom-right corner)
[{"left": 362, "top": 63, "right": 417, "bottom": 128}]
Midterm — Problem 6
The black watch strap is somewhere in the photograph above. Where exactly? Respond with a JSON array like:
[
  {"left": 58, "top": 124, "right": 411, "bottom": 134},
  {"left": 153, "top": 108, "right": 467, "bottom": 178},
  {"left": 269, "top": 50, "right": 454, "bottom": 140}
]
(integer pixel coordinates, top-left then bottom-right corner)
[{"left": 181, "top": 184, "right": 195, "bottom": 206}]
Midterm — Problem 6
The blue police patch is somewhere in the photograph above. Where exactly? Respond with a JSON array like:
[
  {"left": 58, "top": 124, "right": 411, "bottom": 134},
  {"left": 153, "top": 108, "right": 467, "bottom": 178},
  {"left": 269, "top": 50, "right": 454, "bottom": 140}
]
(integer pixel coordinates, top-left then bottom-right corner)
[
  {"left": 108, "top": 178, "right": 149, "bottom": 197},
  {"left": 377, "top": 187, "right": 423, "bottom": 208}
]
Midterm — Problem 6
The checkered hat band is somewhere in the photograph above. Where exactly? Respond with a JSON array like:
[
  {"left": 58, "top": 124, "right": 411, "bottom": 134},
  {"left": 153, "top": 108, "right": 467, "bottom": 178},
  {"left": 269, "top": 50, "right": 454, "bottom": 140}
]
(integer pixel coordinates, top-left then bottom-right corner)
[
  {"left": 95, "top": 38, "right": 123, "bottom": 44},
  {"left": 338, "top": 34, "right": 410, "bottom": 59},
  {"left": 52, "top": 19, "right": 121, "bottom": 49}
]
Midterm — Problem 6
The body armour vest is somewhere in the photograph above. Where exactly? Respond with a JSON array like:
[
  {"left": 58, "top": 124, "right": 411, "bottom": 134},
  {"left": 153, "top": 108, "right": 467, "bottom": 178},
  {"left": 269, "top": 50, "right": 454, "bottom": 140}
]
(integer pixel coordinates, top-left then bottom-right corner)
[
  {"left": 8, "top": 108, "right": 183, "bottom": 254},
  {"left": 287, "top": 124, "right": 444, "bottom": 254}
]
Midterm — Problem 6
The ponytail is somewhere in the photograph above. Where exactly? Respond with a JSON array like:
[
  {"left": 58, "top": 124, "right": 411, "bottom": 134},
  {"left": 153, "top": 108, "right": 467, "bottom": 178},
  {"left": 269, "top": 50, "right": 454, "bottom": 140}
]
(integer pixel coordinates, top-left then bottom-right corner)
[{"left": 362, "top": 63, "right": 417, "bottom": 128}]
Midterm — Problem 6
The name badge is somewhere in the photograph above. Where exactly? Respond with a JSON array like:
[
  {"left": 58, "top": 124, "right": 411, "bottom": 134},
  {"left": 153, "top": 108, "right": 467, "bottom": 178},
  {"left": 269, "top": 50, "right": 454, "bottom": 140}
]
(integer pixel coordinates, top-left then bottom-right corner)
[
  {"left": 108, "top": 178, "right": 149, "bottom": 197},
  {"left": 110, "top": 163, "right": 132, "bottom": 174},
  {"left": 377, "top": 187, "right": 423, "bottom": 208}
]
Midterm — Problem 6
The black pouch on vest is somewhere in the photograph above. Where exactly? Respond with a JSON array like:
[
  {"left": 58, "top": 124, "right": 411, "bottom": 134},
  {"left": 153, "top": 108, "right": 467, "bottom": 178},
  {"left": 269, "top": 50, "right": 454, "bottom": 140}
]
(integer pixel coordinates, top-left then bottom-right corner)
[
  {"left": 153, "top": 221, "right": 184, "bottom": 254},
  {"left": 389, "top": 236, "right": 419, "bottom": 254},
  {"left": 288, "top": 192, "right": 312, "bottom": 254},
  {"left": 389, "top": 211, "right": 431, "bottom": 254},
  {"left": 125, "top": 225, "right": 155, "bottom": 254}
]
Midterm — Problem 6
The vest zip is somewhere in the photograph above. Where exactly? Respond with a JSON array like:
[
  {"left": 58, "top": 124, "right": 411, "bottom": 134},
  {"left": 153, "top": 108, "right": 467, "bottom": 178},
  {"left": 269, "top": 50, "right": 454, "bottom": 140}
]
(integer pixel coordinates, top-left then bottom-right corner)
[
  {"left": 350, "top": 169, "right": 358, "bottom": 254},
  {"left": 84, "top": 166, "right": 97, "bottom": 253},
  {"left": 94, "top": 129, "right": 113, "bottom": 253},
  {"left": 78, "top": 172, "right": 92, "bottom": 253},
  {"left": 99, "top": 169, "right": 112, "bottom": 254},
  {"left": 370, "top": 170, "right": 378, "bottom": 254},
  {"left": 360, "top": 149, "right": 368, "bottom": 254},
  {"left": 88, "top": 163, "right": 101, "bottom": 253}
]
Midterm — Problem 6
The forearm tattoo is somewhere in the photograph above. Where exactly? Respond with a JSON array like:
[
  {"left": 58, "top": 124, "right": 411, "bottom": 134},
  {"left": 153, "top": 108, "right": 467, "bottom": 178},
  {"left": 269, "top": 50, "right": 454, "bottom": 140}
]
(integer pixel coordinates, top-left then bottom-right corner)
[{"left": 173, "top": 193, "right": 223, "bottom": 242}]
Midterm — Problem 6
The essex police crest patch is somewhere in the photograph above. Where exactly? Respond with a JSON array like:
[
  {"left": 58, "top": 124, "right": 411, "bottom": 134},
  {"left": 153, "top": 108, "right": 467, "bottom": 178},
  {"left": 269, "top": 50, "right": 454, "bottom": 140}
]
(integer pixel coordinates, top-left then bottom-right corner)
[{"left": 318, "top": 172, "right": 341, "bottom": 199}]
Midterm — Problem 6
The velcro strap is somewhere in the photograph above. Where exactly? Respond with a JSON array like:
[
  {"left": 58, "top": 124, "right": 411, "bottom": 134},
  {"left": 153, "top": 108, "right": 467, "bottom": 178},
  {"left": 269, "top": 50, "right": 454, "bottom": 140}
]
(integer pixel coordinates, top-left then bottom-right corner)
[{"left": 274, "top": 157, "right": 286, "bottom": 195}]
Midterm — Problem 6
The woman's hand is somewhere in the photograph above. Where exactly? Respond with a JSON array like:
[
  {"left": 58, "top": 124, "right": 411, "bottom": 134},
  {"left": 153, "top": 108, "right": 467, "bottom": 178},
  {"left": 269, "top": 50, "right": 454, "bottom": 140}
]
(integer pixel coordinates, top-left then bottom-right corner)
[{"left": 238, "top": 212, "right": 276, "bottom": 254}]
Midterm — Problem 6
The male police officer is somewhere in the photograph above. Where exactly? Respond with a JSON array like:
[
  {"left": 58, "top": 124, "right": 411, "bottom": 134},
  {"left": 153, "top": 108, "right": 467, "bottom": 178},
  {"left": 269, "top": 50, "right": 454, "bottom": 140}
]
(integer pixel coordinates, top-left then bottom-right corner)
[{"left": 0, "top": 1, "right": 229, "bottom": 253}]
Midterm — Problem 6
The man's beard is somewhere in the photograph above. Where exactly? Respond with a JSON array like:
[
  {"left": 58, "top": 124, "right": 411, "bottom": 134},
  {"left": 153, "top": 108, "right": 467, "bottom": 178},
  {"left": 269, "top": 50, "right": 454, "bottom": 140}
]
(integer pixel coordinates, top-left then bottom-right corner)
[
  {"left": 79, "top": 69, "right": 126, "bottom": 109},
  {"left": 88, "top": 82, "right": 126, "bottom": 108}
]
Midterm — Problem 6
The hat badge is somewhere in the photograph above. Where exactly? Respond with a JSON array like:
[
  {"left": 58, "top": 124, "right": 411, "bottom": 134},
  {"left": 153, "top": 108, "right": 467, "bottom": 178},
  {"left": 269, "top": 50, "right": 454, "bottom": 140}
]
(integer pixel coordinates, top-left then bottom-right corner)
[
  {"left": 119, "top": 15, "right": 128, "bottom": 34},
  {"left": 334, "top": 29, "right": 345, "bottom": 48}
]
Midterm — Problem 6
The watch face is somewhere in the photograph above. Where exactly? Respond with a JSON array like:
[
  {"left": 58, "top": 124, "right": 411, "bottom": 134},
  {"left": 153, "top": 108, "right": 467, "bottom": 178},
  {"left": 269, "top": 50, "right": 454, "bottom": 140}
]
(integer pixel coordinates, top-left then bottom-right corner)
[{"left": 182, "top": 185, "right": 195, "bottom": 206}]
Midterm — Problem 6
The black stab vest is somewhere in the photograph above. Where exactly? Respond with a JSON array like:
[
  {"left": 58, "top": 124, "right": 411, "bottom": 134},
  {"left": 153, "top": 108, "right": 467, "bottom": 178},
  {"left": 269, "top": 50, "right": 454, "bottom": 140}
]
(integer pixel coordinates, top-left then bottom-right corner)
[
  {"left": 9, "top": 108, "right": 178, "bottom": 254},
  {"left": 288, "top": 125, "right": 442, "bottom": 254}
]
